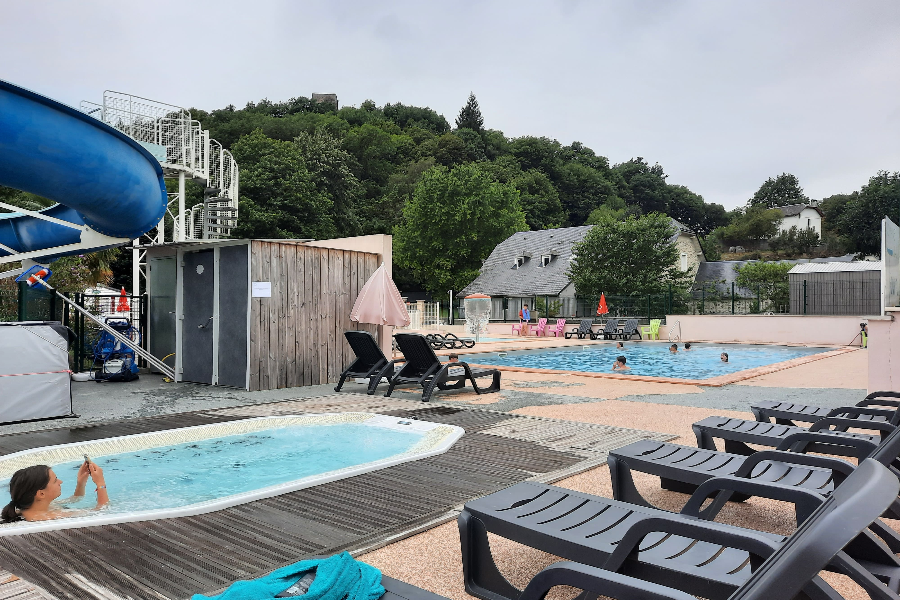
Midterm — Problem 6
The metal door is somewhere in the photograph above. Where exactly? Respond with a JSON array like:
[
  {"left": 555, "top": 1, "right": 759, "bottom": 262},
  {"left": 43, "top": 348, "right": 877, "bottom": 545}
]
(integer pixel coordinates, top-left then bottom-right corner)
[{"left": 182, "top": 250, "right": 215, "bottom": 384}]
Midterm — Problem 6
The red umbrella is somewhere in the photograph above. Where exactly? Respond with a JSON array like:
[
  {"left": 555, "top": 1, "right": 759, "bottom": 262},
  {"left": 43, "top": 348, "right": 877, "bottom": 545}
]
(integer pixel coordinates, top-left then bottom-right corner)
[
  {"left": 350, "top": 264, "right": 411, "bottom": 326},
  {"left": 596, "top": 293, "right": 608, "bottom": 316},
  {"left": 116, "top": 287, "right": 130, "bottom": 313}
]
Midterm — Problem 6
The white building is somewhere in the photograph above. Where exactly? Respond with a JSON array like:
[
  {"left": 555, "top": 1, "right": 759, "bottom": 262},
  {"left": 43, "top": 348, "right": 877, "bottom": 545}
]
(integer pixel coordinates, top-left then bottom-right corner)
[{"left": 777, "top": 203, "right": 823, "bottom": 236}]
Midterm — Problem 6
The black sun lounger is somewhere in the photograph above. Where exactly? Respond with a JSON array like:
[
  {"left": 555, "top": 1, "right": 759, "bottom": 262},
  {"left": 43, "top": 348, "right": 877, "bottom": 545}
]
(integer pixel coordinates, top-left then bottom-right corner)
[
  {"left": 617, "top": 318, "right": 642, "bottom": 340},
  {"left": 751, "top": 390, "right": 900, "bottom": 426},
  {"left": 564, "top": 318, "right": 596, "bottom": 339},
  {"left": 459, "top": 459, "right": 900, "bottom": 600},
  {"left": 335, "top": 331, "right": 400, "bottom": 393},
  {"left": 691, "top": 415, "right": 893, "bottom": 457},
  {"left": 425, "top": 332, "right": 476, "bottom": 350},
  {"left": 386, "top": 333, "right": 501, "bottom": 402},
  {"left": 608, "top": 423, "right": 900, "bottom": 520},
  {"left": 599, "top": 319, "right": 620, "bottom": 340}
]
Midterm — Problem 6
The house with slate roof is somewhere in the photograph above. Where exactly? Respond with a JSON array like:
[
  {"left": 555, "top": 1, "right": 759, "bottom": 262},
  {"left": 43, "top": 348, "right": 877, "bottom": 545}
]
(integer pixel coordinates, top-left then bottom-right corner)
[
  {"left": 777, "top": 203, "right": 823, "bottom": 236},
  {"left": 460, "top": 219, "right": 705, "bottom": 320}
]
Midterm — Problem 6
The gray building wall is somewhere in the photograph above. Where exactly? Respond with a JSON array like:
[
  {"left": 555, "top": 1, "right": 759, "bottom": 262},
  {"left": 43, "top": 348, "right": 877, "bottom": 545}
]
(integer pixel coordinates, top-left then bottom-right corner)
[{"left": 789, "top": 271, "right": 881, "bottom": 315}]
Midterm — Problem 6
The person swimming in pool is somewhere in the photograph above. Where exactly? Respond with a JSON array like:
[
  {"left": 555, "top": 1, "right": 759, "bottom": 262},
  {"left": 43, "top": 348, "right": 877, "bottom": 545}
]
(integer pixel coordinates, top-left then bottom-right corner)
[
  {"left": 616, "top": 341, "right": 625, "bottom": 349},
  {"left": 1, "top": 461, "right": 108, "bottom": 523},
  {"left": 683, "top": 342, "right": 692, "bottom": 350},
  {"left": 721, "top": 352, "right": 729, "bottom": 363},
  {"left": 612, "top": 355, "right": 630, "bottom": 370},
  {"left": 669, "top": 344, "right": 678, "bottom": 353}
]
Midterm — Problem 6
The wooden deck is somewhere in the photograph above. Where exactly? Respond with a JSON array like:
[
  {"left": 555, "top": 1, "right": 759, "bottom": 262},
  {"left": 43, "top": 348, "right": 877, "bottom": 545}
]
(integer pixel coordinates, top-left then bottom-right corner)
[{"left": 0, "top": 394, "right": 673, "bottom": 600}]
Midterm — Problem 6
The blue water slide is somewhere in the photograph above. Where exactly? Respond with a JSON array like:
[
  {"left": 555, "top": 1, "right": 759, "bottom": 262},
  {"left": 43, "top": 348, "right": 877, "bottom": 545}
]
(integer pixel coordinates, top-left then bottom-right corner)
[{"left": 0, "top": 80, "right": 168, "bottom": 261}]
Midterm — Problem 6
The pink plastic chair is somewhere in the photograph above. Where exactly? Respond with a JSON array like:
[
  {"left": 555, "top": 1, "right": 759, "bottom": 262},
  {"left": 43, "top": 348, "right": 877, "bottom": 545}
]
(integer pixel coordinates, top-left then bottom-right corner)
[
  {"left": 548, "top": 319, "right": 567, "bottom": 337},
  {"left": 511, "top": 320, "right": 525, "bottom": 335},
  {"left": 530, "top": 318, "right": 548, "bottom": 336}
]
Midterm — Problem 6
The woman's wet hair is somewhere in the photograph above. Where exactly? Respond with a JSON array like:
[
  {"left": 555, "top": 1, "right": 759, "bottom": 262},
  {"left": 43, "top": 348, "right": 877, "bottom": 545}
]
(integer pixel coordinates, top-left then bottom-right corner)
[
  {"left": 2, "top": 465, "right": 50, "bottom": 523},
  {"left": 721, "top": 352, "right": 729, "bottom": 362},
  {"left": 670, "top": 344, "right": 678, "bottom": 350},
  {"left": 616, "top": 356, "right": 627, "bottom": 364},
  {"left": 684, "top": 343, "right": 691, "bottom": 349}
]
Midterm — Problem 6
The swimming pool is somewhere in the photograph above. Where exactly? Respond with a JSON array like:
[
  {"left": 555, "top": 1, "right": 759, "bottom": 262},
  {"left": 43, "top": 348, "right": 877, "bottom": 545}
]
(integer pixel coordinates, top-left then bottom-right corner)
[
  {"left": 0, "top": 413, "right": 463, "bottom": 535},
  {"left": 464, "top": 343, "right": 829, "bottom": 380}
]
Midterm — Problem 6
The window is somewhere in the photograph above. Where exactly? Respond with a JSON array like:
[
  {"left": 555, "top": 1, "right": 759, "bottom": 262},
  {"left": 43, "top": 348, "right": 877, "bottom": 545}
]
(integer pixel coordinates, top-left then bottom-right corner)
[
  {"left": 513, "top": 257, "right": 525, "bottom": 269},
  {"left": 540, "top": 255, "right": 552, "bottom": 267},
  {"left": 680, "top": 252, "right": 688, "bottom": 272}
]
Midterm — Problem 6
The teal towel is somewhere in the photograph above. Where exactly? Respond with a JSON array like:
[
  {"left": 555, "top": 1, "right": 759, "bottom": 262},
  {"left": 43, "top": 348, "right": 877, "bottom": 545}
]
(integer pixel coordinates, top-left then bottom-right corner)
[{"left": 192, "top": 552, "right": 385, "bottom": 600}]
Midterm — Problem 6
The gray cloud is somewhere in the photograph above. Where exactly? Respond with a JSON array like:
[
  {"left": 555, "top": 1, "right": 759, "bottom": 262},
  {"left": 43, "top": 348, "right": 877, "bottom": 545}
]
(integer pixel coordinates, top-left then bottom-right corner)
[{"left": 2, "top": 0, "right": 898, "bottom": 208}]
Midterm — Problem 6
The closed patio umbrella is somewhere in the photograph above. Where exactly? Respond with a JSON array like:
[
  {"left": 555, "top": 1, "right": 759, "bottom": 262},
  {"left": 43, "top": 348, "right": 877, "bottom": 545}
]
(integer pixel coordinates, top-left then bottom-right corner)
[{"left": 350, "top": 263, "right": 411, "bottom": 327}]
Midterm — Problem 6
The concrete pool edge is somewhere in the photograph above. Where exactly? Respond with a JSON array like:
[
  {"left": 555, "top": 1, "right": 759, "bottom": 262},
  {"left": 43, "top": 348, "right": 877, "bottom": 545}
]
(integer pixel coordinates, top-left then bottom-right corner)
[
  {"left": 0, "top": 413, "right": 464, "bottom": 537},
  {"left": 464, "top": 346, "right": 858, "bottom": 387}
]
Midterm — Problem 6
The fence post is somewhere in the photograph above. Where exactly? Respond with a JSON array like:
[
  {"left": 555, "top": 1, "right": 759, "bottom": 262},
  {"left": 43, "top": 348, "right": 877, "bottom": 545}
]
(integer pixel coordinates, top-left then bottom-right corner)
[
  {"left": 757, "top": 285, "right": 761, "bottom": 313},
  {"left": 647, "top": 294, "right": 651, "bottom": 322},
  {"left": 701, "top": 286, "right": 706, "bottom": 315},
  {"left": 731, "top": 282, "right": 735, "bottom": 315},
  {"left": 803, "top": 280, "right": 808, "bottom": 315}
]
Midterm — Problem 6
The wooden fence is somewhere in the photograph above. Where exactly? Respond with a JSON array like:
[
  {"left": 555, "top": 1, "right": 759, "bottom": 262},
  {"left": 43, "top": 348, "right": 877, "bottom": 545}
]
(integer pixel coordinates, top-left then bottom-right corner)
[{"left": 249, "top": 241, "right": 379, "bottom": 391}]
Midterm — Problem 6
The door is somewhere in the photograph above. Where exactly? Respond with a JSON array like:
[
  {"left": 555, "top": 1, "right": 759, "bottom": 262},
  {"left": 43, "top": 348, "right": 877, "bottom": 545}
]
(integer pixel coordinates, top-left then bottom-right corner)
[{"left": 182, "top": 250, "right": 215, "bottom": 384}]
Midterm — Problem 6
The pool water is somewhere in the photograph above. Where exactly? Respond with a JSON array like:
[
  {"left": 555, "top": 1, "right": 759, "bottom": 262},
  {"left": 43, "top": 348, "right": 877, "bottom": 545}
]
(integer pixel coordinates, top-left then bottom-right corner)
[
  {"left": 464, "top": 343, "right": 828, "bottom": 380},
  {"left": 20, "top": 423, "right": 423, "bottom": 515}
]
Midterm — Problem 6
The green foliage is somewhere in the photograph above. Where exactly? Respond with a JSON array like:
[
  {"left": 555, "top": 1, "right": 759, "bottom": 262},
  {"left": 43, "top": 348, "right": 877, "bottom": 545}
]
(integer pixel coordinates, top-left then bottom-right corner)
[
  {"left": 829, "top": 171, "right": 900, "bottom": 256},
  {"left": 510, "top": 169, "right": 565, "bottom": 230},
  {"left": 393, "top": 163, "right": 527, "bottom": 295},
  {"left": 734, "top": 261, "right": 792, "bottom": 312},
  {"left": 231, "top": 130, "right": 336, "bottom": 239},
  {"left": 769, "top": 226, "right": 820, "bottom": 257},
  {"left": 715, "top": 206, "right": 783, "bottom": 246},
  {"left": 568, "top": 213, "right": 691, "bottom": 297},
  {"left": 698, "top": 236, "right": 721, "bottom": 261},
  {"left": 748, "top": 173, "right": 809, "bottom": 209},
  {"left": 455, "top": 93, "right": 484, "bottom": 132},
  {"left": 50, "top": 249, "right": 121, "bottom": 293},
  {"left": 294, "top": 129, "right": 364, "bottom": 235},
  {"left": 0, "top": 185, "right": 54, "bottom": 211},
  {"left": 533, "top": 297, "right": 562, "bottom": 318},
  {"left": 382, "top": 103, "right": 449, "bottom": 135}
]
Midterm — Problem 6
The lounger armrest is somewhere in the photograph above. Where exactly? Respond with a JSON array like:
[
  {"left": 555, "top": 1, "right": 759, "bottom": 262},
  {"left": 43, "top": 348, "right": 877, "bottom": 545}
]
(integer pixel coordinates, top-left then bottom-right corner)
[
  {"left": 733, "top": 450, "right": 855, "bottom": 483},
  {"left": 809, "top": 417, "right": 896, "bottom": 434},
  {"left": 863, "top": 391, "right": 900, "bottom": 401},
  {"left": 603, "top": 516, "right": 780, "bottom": 573},
  {"left": 776, "top": 431, "right": 878, "bottom": 458},
  {"left": 518, "top": 562, "right": 695, "bottom": 600},
  {"left": 825, "top": 406, "right": 895, "bottom": 419},
  {"left": 680, "top": 475, "right": 824, "bottom": 523}
]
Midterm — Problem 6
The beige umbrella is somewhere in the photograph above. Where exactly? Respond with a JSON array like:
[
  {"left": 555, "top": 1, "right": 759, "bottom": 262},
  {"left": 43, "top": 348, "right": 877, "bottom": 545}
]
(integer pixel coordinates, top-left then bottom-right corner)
[{"left": 350, "top": 263, "right": 411, "bottom": 326}]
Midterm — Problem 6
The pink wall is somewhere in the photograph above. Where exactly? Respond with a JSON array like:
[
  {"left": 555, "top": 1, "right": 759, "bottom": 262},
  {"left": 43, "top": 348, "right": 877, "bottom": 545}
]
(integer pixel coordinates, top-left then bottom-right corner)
[
  {"left": 665, "top": 314, "right": 867, "bottom": 346},
  {"left": 868, "top": 316, "right": 899, "bottom": 392}
]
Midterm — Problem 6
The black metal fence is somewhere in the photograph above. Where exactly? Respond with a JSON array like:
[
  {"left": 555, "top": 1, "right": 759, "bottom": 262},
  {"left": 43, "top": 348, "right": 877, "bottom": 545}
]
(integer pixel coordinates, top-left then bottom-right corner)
[
  {"left": 1, "top": 283, "right": 147, "bottom": 372},
  {"left": 686, "top": 282, "right": 785, "bottom": 315}
]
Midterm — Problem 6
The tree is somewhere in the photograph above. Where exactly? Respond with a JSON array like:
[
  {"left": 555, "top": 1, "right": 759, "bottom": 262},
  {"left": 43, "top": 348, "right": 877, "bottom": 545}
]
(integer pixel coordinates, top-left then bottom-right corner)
[
  {"left": 611, "top": 158, "right": 668, "bottom": 213},
  {"left": 455, "top": 92, "right": 484, "bottom": 132},
  {"left": 231, "top": 130, "right": 336, "bottom": 240},
  {"left": 393, "top": 163, "right": 527, "bottom": 295},
  {"left": 832, "top": 171, "right": 900, "bottom": 256},
  {"left": 510, "top": 169, "right": 566, "bottom": 230},
  {"left": 567, "top": 213, "right": 692, "bottom": 297},
  {"left": 769, "top": 226, "right": 820, "bottom": 257},
  {"left": 556, "top": 162, "right": 620, "bottom": 225},
  {"left": 748, "top": 173, "right": 809, "bottom": 209},
  {"left": 715, "top": 206, "right": 782, "bottom": 246},
  {"left": 734, "top": 261, "right": 793, "bottom": 312}
]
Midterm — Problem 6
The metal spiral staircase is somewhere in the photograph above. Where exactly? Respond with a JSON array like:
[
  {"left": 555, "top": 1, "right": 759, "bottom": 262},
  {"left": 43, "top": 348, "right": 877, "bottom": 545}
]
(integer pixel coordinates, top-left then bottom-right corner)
[{"left": 81, "top": 91, "right": 239, "bottom": 296}]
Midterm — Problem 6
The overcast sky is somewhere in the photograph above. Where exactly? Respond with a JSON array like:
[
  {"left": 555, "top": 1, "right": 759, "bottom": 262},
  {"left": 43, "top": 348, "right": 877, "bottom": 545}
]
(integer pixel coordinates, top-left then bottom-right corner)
[{"left": 3, "top": 0, "right": 898, "bottom": 209}]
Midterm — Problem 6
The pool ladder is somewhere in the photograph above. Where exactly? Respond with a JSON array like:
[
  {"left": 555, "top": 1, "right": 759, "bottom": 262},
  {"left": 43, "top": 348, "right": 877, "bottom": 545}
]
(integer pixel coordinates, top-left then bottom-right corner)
[{"left": 668, "top": 320, "right": 682, "bottom": 343}]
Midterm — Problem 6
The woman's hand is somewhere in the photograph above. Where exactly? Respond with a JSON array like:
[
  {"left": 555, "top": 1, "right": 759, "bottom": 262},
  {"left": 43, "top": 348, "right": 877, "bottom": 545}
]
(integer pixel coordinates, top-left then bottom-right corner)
[
  {"left": 73, "top": 462, "right": 91, "bottom": 496},
  {"left": 88, "top": 463, "right": 105, "bottom": 486}
]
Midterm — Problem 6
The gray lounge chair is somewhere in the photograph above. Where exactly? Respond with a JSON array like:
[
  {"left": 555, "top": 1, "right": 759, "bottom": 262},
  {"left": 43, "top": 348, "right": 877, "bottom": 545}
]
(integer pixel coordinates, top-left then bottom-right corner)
[
  {"left": 459, "top": 459, "right": 900, "bottom": 600},
  {"left": 751, "top": 390, "right": 900, "bottom": 426},
  {"left": 691, "top": 414, "right": 894, "bottom": 457},
  {"left": 564, "top": 319, "right": 596, "bottom": 339},
  {"left": 386, "top": 333, "right": 500, "bottom": 402},
  {"left": 599, "top": 319, "right": 619, "bottom": 339},
  {"left": 608, "top": 420, "right": 900, "bottom": 520},
  {"left": 336, "top": 331, "right": 400, "bottom": 394},
  {"left": 616, "top": 318, "right": 642, "bottom": 340}
]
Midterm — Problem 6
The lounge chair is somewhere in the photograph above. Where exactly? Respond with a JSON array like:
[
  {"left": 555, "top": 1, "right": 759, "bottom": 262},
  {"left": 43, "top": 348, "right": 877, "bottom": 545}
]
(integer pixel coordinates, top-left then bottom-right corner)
[
  {"left": 425, "top": 332, "right": 475, "bottom": 350},
  {"left": 751, "top": 390, "right": 900, "bottom": 426},
  {"left": 529, "top": 317, "right": 548, "bottom": 336},
  {"left": 548, "top": 318, "right": 566, "bottom": 337},
  {"left": 459, "top": 458, "right": 900, "bottom": 600},
  {"left": 598, "top": 319, "right": 619, "bottom": 339},
  {"left": 511, "top": 320, "right": 526, "bottom": 336},
  {"left": 691, "top": 414, "right": 893, "bottom": 457},
  {"left": 386, "top": 333, "right": 501, "bottom": 402},
  {"left": 564, "top": 318, "right": 595, "bottom": 339},
  {"left": 640, "top": 318, "right": 661, "bottom": 340},
  {"left": 335, "top": 331, "right": 399, "bottom": 394},
  {"left": 616, "top": 318, "right": 642, "bottom": 340},
  {"left": 608, "top": 418, "right": 900, "bottom": 519}
]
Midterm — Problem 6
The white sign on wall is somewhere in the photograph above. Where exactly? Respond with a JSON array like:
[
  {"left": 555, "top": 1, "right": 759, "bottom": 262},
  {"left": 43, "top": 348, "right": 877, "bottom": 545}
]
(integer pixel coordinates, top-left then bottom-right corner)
[
  {"left": 883, "top": 218, "right": 900, "bottom": 312},
  {"left": 251, "top": 282, "right": 272, "bottom": 298}
]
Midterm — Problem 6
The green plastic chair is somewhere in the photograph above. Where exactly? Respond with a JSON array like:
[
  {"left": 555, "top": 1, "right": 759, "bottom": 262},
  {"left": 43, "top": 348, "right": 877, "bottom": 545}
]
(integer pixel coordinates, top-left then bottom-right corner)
[{"left": 640, "top": 319, "right": 661, "bottom": 340}]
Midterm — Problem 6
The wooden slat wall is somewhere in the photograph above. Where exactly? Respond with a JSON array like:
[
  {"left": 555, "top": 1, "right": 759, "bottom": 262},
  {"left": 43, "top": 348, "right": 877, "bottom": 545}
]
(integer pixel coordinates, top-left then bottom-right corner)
[{"left": 249, "top": 242, "right": 380, "bottom": 391}]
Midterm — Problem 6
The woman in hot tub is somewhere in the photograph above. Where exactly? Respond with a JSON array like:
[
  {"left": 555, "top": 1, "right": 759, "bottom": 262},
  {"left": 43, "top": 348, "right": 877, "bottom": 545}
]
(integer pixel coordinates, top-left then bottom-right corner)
[{"left": 1, "top": 460, "right": 108, "bottom": 523}]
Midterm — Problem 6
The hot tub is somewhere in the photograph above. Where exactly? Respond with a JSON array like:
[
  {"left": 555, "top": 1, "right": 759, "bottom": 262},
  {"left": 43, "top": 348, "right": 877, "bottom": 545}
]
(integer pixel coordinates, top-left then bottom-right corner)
[{"left": 0, "top": 413, "right": 463, "bottom": 536}]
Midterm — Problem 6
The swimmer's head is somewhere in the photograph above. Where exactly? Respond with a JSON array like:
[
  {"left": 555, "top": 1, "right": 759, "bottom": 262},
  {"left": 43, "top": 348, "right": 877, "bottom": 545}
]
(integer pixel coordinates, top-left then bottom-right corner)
[
  {"left": 684, "top": 342, "right": 691, "bottom": 350},
  {"left": 721, "top": 352, "right": 729, "bottom": 362},
  {"left": 616, "top": 356, "right": 627, "bottom": 365},
  {"left": 670, "top": 344, "right": 678, "bottom": 352},
  {"left": 2, "top": 465, "right": 53, "bottom": 523}
]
